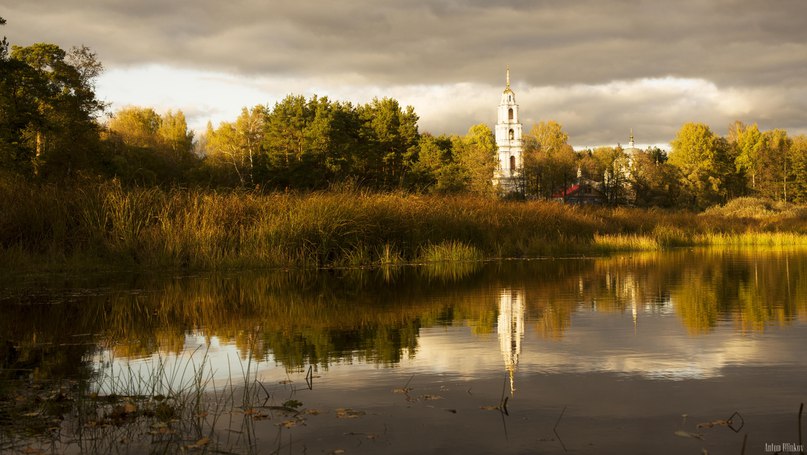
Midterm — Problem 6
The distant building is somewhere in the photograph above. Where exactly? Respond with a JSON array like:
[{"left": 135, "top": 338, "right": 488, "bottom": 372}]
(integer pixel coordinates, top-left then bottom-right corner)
[
  {"left": 492, "top": 67, "right": 524, "bottom": 194},
  {"left": 623, "top": 129, "right": 642, "bottom": 166},
  {"left": 552, "top": 166, "right": 607, "bottom": 204},
  {"left": 553, "top": 132, "right": 640, "bottom": 205},
  {"left": 551, "top": 179, "right": 607, "bottom": 205}
]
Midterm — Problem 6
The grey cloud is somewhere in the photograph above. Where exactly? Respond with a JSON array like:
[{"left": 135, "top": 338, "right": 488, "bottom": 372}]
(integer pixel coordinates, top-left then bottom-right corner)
[{"left": 4, "top": 0, "right": 806, "bottom": 144}]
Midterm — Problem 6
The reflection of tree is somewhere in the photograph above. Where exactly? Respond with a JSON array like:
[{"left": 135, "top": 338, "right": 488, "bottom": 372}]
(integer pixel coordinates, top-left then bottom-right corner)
[
  {"left": 1, "top": 250, "right": 805, "bottom": 380},
  {"left": 671, "top": 251, "right": 806, "bottom": 333},
  {"left": 673, "top": 271, "right": 721, "bottom": 334}
]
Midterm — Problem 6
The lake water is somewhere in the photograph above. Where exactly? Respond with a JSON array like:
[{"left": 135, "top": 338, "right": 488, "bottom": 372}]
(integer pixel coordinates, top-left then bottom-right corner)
[{"left": 1, "top": 249, "right": 806, "bottom": 454}]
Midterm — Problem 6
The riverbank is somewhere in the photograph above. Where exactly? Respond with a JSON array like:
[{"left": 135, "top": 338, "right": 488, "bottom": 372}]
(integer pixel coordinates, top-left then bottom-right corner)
[{"left": 1, "top": 178, "right": 806, "bottom": 272}]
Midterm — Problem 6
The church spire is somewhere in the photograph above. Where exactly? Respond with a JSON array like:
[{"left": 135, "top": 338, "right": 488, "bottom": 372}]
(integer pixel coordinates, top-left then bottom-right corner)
[
  {"left": 506, "top": 65, "right": 510, "bottom": 89},
  {"left": 629, "top": 129, "right": 635, "bottom": 148}
]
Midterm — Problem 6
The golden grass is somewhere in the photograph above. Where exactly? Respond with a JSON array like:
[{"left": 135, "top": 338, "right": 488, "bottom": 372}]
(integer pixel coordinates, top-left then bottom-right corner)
[{"left": 1, "top": 178, "right": 805, "bottom": 271}]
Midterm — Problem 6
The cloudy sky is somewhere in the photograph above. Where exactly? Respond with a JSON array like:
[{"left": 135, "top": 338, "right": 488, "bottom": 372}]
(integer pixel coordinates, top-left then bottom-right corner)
[{"left": 4, "top": 0, "right": 806, "bottom": 147}]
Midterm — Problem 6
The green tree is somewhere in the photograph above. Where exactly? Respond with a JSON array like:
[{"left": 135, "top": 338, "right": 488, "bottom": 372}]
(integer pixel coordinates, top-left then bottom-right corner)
[
  {"left": 408, "top": 133, "right": 454, "bottom": 192},
  {"left": 454, "top": 123, "right": 497, "bottom": 195},
  {"left": 0, "top": 27, "right": 41, "bottom": 174},
  {"left": 593, "top": 146, "right": 630, "bottom": 205},
  {"left": 645, "top": 146, "right": 668, "bottom": 164},
  {"left": 103, "top": 106, "right": 197, "bottom": 184},
  {"left": 107, "top": 106, "right": 161, "bottom": 149},
  {"left": 790, "top": 135, "right": 807, "bottom": 203},
  {"left": 8, "top": 43, "right": 105, "bottom": 177},
  {"left": 630, "top": 150, "right": 682, "bottom": 207},
  {"left": 0, "top": 16, "right": 7, "bottom": 59},
  {"left": 729, "top": 121, "right": 762, "bottom": 192},
  {"left": 668, "top": 122, "right": 733, "bottom": 207},
  {"left": 206, "top": 106, "right": 266, "bottom": 187},
  {"left": 262, "top": 95, "right": 360, "bottom": 189},
  {"left": 263, "top": 95, "right": 309, "bottom": 183},
  {"left": 356, "top": 97, "right": 419, "bottom": 189},
  {"left": 756, "top": 129, "right": 793, "bottom": 201},
  {"left": 158, "top": 110, "right": 194, "bottom": 161},
  {"left": 523, "top": 121, "right": 576, "bottom": 199}
]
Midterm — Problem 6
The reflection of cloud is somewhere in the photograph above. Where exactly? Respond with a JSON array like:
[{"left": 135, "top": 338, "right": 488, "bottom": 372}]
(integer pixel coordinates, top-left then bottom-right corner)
[
  {"left": 519, "top": 313, "right": 787, "bottom": 380},
  {"left": 411, "top": 310, "right": 807, "bottom": 382}
]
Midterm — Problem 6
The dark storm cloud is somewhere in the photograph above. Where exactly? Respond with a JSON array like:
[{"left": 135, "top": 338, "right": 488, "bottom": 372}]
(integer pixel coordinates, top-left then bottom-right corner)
[{"left": 4, "top": 0, "right": 806, "bottom": 143}]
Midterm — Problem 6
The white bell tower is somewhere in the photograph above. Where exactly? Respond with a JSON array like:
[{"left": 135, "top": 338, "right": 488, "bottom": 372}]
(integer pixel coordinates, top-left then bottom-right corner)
[{"left": 493, "top": 66, "right": 523, "bottom": 193}]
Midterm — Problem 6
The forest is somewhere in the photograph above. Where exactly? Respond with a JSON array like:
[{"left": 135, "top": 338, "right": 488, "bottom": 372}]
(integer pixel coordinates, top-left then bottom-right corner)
[{"left": 1, "top": 31, "right": 805, "bottom": 206}]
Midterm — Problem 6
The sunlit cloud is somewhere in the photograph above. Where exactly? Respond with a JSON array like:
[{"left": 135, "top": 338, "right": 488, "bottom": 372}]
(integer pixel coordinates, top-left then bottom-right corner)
[{"left": 97, "top": 66, "right": 806, "bottom": 148}]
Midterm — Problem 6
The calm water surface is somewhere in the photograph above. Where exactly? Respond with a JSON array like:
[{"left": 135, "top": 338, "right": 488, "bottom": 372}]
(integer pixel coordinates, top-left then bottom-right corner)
[{"left": 1, "top": 249, "right": 806, "bottom": 454}]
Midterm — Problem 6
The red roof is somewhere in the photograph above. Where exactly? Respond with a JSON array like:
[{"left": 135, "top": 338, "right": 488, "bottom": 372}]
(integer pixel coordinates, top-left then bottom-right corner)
[{"left": 551, "top": 184, "right": 580, "bottom": 199}]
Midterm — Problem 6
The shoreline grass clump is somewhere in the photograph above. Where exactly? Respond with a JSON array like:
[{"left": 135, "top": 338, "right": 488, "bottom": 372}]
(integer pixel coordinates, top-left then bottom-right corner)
[{"left": 418, "top": 240, "right": 484, "bottom": 263}]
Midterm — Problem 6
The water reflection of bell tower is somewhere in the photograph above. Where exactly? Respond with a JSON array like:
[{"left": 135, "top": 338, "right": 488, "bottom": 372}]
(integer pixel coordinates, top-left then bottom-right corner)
[{"left": 497, "top": 288, "right": 525, "bottom": 396}]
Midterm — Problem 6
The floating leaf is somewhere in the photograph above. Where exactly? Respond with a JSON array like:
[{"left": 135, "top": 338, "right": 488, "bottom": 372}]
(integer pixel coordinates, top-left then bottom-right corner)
[
  {"left": 480, "top": 405, "right": 499, "bottom": 411},
  {"left": 283, "top": 399, "right": 303, "bottom": 409},
  {"left": 696, "top": 419, "right": 728, "bottom": 429},
  {"left": 674, "top": 430, "right": 704, "bottom": 440},
  {"left": 186, "top": 437, "right": 210, "bottom": 449},
  {"left": 335, "top": 408, "right": 365, "bottom": 419},
  {"left": 420, "top": 395, "right": 443, "bottom": 401}
]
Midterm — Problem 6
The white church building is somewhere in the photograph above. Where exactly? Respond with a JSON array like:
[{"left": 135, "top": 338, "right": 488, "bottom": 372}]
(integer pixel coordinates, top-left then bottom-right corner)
[{"left": 492, "top": 67, "right": 524, "bottom": 194}]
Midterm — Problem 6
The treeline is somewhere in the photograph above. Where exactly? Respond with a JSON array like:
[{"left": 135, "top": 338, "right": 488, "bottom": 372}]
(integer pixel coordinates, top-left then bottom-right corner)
[
  {"left": 1, "top": 31, "right": 806, "bottom": 207},
  {"left": 520, "top": 120, "right": 807, "bottom": 208}
]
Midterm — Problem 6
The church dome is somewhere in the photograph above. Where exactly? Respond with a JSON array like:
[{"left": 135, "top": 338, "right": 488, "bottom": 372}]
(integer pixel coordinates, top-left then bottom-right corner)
[{"left": 624, "top": 130, "right": 641, "bottom": 155}]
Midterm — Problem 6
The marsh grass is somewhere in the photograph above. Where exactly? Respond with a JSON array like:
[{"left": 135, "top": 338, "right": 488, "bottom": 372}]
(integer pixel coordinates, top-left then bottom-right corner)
[
  {"left": 418, "top": 241, "right": 483, "bottom": 263},
  {"left": 1, "top": 179, "right": 806, "bottom": 272},
  {"left": 593, "top": 234, "right": 660, "bottom": 252},
  {"left": 0, "top": 340, "right": 300, "bottom": 454},
  {"left": 697, "top": 231, "right": 807, "bottom": 247}
]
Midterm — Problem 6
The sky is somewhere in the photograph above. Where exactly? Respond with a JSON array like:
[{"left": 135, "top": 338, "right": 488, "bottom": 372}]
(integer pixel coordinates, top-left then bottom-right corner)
[{"left": 3, "top": 0, "right": 807, "bottom": 148}]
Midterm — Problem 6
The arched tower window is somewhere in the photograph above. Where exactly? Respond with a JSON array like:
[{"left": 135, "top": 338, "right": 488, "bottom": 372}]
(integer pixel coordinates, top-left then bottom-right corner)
[
  {"left": 510, "top": 156, "right": 516, "bottom": 174},
  {"left": 509, "top": 129, "right": 514, "bottom": 141},
  {"left": 508, "top": 108, "right": 513, "bottom": 121}
]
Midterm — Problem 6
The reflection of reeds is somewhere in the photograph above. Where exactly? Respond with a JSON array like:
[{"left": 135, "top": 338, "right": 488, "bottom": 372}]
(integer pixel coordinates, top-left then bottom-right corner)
[
  {"left": 1, "top": 341, "right": 280, "bottom": 454},
  {"left": 76, "top": 343, "right": 267, "bottom": 454}
]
